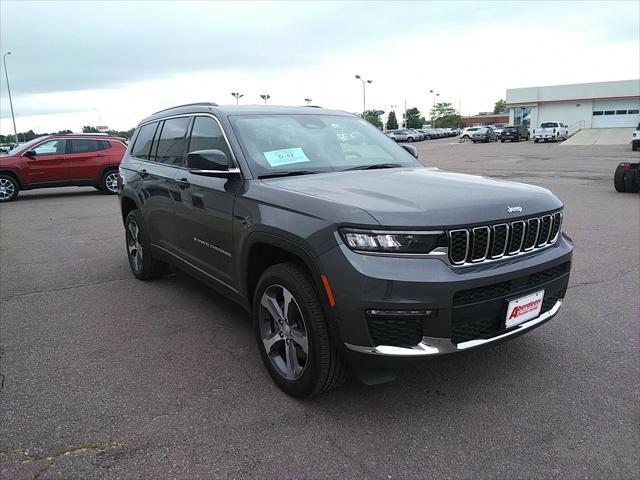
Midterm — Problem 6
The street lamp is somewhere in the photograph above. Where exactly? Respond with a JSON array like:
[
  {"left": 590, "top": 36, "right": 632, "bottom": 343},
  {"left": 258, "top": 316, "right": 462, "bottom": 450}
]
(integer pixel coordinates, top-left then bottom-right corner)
[
  {"left": 355, "top": 74, "right": 372, "bottom": 115},
  {"left": 304, "top": 98, "right": 312, "bottom": 106},
  {"left": 2, "top": 51, "right": 19, "bottom": 144},
  {"left": 429, "top": 89, "right": 440, "bottom": 127},
  {"left": 231, "top": 92, "right": 244, "bottom": 104},
  {"left": 260, "top": 94, "right": 271, "bottom": 104}
]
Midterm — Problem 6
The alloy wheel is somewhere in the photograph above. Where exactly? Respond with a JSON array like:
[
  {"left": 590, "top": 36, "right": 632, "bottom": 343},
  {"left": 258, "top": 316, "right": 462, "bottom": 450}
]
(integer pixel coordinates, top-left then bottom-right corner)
[
  {"left": 126, "top": 219, "right": 143, "bottom": 273},
  {"left": 259, "top": 284, "right": 309, "bottom": 381},
  {"left": 0, "top": 178, "right": 15, "bottom": 200},
  {"left": 105, "top": 172, "right": 119, "bottom": 193}
]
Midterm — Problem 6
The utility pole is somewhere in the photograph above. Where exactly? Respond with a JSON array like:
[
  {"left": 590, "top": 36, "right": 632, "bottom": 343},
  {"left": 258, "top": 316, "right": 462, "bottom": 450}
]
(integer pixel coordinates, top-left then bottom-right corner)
[
  {"left": 2, "top": 52, "right": 19, "bottom": 144},
  {"left": 429, "top": 89, "right": 440, "bottom": 128},
  {"left": 354, "top": 75, "right": 372, "bottom": 115},
  {"left": 231, "top": 92, "right": 244, "bottom": 104}
]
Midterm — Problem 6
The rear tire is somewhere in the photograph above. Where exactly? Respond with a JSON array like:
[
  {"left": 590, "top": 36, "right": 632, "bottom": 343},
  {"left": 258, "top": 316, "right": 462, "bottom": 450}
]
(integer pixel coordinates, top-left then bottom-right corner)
[
  {"left": 124, "top": 210, "right": 168, "bottom": 280},
  {"left": 501, "top": 139, "right": 505, "bottom": 143},
  {"left": 534, "top": 139, "right": 539, "bottom": 143},
  {"left": 624, "top": 171, "right": 639, "bottom": 193},
  {"left": 614, "top": 164, "right": 627, "bottom": 192},
  {"left": 407, "top": 137, "right": 414, "bottom": 142},
  {"left": 100, "top": 170, "right": 119, "bottom": 195},
  {"left": 632, "top": 143, "right": 638, "bottom": 151},
  {"left": 254, "top": 262, "right": 346, "bottom": 398},
  {"left": 0, "top": 175, "right": 19, "bottom": 202}
]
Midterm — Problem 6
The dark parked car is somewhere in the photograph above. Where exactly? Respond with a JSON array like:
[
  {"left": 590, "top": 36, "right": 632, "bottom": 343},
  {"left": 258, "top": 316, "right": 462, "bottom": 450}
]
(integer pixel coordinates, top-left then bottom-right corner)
[
  {"left": 500, "top": 125, "right": 531, "bottom": 142},
  {"left": 471, "top": 127, "right": 498, "bottom": 143},
  {"left": 118, "top": 103, "right": 573, "bottom": 397},
  {"left": 0, "top": 134, "right": 127, "bottom": 202}
]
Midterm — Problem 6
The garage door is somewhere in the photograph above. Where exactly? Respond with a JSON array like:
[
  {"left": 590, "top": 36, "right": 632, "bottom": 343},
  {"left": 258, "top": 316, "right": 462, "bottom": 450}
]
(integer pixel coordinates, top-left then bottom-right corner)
[{"left": 592, "top": 99, "right": 640, "bottom": 128}]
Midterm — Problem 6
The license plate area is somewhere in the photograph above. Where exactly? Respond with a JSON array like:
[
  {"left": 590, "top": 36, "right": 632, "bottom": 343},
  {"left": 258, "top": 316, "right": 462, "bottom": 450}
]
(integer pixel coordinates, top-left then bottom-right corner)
[{"left": 505, "top": 290, "right": 544, "bottom": 328}]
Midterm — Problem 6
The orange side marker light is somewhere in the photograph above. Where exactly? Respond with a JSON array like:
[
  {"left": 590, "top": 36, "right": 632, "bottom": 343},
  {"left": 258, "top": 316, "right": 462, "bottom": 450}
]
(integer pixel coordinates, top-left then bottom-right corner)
[{"left": 320, "top": 274, "right": 336, "bottom": 307}]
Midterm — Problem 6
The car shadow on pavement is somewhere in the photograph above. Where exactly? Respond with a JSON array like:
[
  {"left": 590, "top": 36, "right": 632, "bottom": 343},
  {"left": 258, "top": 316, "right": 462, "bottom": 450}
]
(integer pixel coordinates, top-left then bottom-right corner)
[{"left": 11, "top": 189, "right": 106, "bottom": 202}]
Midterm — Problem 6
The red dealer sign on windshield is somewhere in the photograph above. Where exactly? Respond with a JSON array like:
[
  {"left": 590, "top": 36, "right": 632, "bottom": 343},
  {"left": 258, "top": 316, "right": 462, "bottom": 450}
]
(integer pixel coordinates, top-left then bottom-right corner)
[{"left": 505, "top": 290, "right": 544, "bottom": 328}]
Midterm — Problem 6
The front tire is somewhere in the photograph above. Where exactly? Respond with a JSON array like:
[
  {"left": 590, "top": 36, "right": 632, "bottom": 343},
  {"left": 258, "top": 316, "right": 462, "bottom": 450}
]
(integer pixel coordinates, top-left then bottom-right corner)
[
  {"left": 0, "top": 175, "right": 19, "bottom": 202},
  {"left": 125, "top": 210, "right": 168, "bottom": 280},
  {"left": 254, "top": 262, "right": 346, "bottom": 398}
]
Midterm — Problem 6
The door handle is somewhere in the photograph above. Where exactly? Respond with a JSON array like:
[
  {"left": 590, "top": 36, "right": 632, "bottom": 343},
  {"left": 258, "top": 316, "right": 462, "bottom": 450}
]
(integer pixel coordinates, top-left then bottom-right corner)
[
  {"left": 138, "top": 169, "right": 149, "bottom": 178},
  {"left": 176, "top": 178, "right": 190, "bottom": 189}
]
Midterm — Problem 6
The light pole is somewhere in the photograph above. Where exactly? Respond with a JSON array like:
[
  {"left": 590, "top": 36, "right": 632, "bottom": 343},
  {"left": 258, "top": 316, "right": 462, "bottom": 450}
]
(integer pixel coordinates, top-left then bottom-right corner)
[
  {"left": 354, "top": 75, "right": 372, "bottom": 115},
  {"left": 260, "top": 94, "right": 271, "bottom": 104},
  {"left": 304, "top": 98, "right": 312, "bottom": 106},
  {"left": 231, "top": 92, "right": 244, "bottom": 104},
  {"left": 389, "top": 104, "right": 397, "bottom": 129},
  {"left": 429, "top": 89, "right": 440, "bottom": 127},
  {"left": 2, "top": 52, "right": 19, "bottom": 144}
]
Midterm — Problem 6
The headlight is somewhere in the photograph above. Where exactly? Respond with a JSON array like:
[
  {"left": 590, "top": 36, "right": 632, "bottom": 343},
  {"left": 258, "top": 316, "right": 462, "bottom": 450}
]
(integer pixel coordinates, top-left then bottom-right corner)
[{"left": 340, "top": 228, "right": 443, "bottom": 254}]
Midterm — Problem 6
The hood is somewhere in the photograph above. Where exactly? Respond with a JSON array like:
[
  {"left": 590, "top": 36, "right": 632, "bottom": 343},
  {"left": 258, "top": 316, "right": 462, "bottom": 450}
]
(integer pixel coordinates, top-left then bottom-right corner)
[{"left": 263, "top": 167, "right": 562, "bottom": 227}]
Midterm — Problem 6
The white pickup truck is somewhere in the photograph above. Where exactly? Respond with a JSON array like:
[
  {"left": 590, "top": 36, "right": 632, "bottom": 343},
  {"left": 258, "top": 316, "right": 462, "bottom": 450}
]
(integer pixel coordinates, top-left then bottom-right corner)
[{"left": 533, "top": 121, "right": 568, "bottom": 143}]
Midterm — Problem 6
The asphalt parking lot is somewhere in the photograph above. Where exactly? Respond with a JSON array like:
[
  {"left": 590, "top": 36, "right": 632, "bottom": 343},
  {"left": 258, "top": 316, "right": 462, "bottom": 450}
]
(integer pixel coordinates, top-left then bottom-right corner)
[{"left": 1, "top": 138, "right": 638, "bottom": 479}]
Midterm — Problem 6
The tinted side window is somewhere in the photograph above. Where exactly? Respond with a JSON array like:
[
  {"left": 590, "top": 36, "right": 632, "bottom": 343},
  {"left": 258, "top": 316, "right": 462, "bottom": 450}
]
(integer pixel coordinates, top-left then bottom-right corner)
[
  {"left": 188, "top": 116, "right": 231, "bottom": 158},
  {"left": 131, "top": 122, "right": 158, "bottom": 159},
  {"left": 70, "top": 139, "right": 103, "bottom": 153},
  {"left": 156, "top": 117, "right": 191, "bottom": 165},
  {"left": 33, "top": 139, "right": 66, "bottom": 155}
]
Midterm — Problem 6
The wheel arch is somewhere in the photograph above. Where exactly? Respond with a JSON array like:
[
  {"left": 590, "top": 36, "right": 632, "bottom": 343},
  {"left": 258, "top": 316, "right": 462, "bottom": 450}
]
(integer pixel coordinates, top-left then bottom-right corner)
[
  {"left": 242, "top": 232, "right": 329, "bottom": 315},
  {"left": 0, "top": 168, "right": 24, "bottom": 188},
  {"left": 120, "top": 192, "right": 139, "bottom": 226}
]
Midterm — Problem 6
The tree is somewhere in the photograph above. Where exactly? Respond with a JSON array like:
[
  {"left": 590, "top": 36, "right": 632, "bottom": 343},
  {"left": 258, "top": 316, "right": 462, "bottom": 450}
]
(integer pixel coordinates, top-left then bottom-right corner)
[
  {"left": 82, "top": 125, "right": 99, "bottom": 133},
  {"left": 429, "top": 102, "right": 460, "bottom": 128},
  {"left": 362, "top": 111, "right": 383, "bottom": 130},
  {"left": 493, "top": 99, "right": 507, "bottom": 114},
  {"left": 56, "top": 129, "right": 73, "bottom": 135},
  {"left": 386, "top": 111, "right": 398, "bottom": 130},
  {"left": 405, "top": 107, "right": 422, "bottom": 128}
]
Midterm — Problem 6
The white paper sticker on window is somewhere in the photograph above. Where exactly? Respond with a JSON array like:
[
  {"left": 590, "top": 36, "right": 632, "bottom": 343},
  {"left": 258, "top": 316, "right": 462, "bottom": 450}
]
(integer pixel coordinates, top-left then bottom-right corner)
[{"left": 263, "top": 148, "right": 311, "bottom": 167}]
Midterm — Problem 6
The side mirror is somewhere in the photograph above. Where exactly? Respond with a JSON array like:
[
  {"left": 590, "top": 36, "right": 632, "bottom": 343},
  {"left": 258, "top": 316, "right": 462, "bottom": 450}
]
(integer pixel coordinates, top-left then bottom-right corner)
[
  {"left": 186, "top": 149, "right": 237, "bottom": 176},
  {"left": 24, "top": 150, "right": 37, "bottom": 157},
  {"left": 400, "top": 144, "right": 418, "bottom": 159}
]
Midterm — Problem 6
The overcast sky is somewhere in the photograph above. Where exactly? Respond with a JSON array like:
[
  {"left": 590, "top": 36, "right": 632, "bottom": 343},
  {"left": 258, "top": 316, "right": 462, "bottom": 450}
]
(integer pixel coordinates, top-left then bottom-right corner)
[{"left": 1, "top": 0, "right": 638, "bottom": 134}]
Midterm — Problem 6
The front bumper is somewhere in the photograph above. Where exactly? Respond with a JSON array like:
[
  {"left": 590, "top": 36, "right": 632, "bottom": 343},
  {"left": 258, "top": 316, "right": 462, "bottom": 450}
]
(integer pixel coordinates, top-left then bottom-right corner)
[{"left": 317, "top": 234, "right": 573, "bottom": 360}]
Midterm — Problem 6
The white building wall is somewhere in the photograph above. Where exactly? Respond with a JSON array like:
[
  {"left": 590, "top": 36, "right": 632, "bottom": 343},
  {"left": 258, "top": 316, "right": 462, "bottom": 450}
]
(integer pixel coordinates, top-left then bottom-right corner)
[
  {"left": 507, "top": 79, "right": 640, "bottom": 104},
  {"left": 537, "top": 101, "right": 594, "bottom": 129}
]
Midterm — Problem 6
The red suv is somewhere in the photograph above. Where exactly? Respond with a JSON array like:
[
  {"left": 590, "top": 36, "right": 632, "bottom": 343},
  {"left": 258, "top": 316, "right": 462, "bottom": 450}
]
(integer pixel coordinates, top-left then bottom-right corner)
[{"left": 0, "top": 134, "right": 127, "bottom": 202}]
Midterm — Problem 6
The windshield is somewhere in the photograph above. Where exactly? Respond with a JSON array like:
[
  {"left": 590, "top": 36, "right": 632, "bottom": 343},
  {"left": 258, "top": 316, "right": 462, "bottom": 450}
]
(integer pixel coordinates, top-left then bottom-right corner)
[
  {"left": 230, "top": 114, "right": 421, "bottom": 177},
  {"left": 541, "top": 122, "right": 558, "bottom": 128},
  {"left": 6, "top": 137, "right": 44, "bottom": 155}
]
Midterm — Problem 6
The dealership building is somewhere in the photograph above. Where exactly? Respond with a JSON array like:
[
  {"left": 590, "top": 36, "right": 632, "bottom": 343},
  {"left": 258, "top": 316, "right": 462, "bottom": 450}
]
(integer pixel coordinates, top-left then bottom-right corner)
[{"left": 506, "top": 79, "right": 640, "bottom": 131}]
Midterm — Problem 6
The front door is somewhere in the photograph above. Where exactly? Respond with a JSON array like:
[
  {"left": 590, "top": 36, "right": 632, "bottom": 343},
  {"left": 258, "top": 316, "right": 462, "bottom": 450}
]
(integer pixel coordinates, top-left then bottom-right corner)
[
  {"left": 171, "top": 115, "right": 237, "bottom": 288},
  {"left": 22, "top": 139, "right": 68, "bottom": 184}
]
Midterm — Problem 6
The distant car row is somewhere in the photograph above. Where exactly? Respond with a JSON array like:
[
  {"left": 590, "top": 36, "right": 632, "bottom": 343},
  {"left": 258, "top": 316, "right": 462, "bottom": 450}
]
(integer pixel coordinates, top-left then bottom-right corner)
[
  {"left": 460, "top": 125, "right": 531, "bottom": 143},
  {"left": 385, "top": 128, "right": 460, "bottom": 142}
]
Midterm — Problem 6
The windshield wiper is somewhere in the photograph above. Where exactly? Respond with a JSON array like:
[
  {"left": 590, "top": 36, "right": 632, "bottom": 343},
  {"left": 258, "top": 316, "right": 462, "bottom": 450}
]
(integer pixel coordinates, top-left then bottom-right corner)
[
  {"left": 341, "top": 163, "right": 403, "bottom": 171},
  {"left": 258, "top": 170, "right": 319, "bottom": 179}
]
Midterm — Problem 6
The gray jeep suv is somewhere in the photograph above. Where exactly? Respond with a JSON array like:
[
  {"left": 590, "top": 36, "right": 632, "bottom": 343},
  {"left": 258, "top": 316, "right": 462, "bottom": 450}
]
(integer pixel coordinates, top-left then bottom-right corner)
[{"left": 118, "top": 103, "right": 573, "bottom": 397}]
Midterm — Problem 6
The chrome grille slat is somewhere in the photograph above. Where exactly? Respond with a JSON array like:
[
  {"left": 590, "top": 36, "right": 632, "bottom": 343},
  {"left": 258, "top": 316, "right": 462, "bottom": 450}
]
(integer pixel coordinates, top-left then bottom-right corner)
[{"left": 447, "top": 211, "right": 563, "bottom": 266}]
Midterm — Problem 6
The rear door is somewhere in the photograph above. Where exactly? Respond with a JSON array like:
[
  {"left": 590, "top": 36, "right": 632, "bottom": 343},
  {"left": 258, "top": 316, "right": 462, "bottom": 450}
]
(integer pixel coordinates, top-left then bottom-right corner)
[
  {"left": 21, "top": 139, "right": 68, "bottom": 183},
  {"left": 171, "top": 115, "right": 237, "bottom": 287},
  {"left": 66, "top": 138, "right": 109, "bottom": 181},
  {"left": 127, "top": 120, "right": 181, "bottom": 251}
]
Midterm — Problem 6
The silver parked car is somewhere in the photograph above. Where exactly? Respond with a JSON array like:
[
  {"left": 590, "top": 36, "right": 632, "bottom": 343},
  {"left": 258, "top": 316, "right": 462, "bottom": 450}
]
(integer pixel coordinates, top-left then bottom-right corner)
[{"left": 386, "top": 129, "right": 419, "bottom": 142}]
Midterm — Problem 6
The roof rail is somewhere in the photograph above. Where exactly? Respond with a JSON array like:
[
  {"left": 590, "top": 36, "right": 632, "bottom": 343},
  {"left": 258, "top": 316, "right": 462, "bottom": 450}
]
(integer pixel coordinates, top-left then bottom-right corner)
[
  {"left": 58, "top": 132, "right": 111, "bottom": 136},
  {"left": 151, "top": 102, "right": 218, "bottom": 115}
]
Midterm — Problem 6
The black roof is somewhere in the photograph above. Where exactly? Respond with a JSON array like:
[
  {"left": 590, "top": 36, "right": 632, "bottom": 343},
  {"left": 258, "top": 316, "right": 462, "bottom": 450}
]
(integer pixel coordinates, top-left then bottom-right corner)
[{"left": 138, "top": 103, "right": 353, "bottom": 125}]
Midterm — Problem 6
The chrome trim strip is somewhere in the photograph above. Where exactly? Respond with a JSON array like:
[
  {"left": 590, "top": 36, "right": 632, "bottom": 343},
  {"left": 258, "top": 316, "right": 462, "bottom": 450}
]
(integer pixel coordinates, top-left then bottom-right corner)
[
  {"left": 345, "top": 300, "right": 562, "bottom": 356},
  {"left": 549, "top": 212, "right": 563, "bottom": 244},
  {"left": 491, "top": 223, "right": 509, "bottom": 258}
]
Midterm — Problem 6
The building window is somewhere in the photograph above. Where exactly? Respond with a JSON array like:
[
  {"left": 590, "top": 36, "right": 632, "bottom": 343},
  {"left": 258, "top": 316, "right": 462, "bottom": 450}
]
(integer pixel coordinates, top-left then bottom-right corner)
[
  {"left": 604, "top": 110, "right": 615, "bottom": 115},
  {"left": 513, "top": 106, "right": 531, "bottom": 129},
  {"left": 628, "top": 109, "right": 639, "bottom": 114},
  {"left": 616, "top": 110, "right": 627, "bottom": 115},
  {"left": 593, "top": 111, "right": 604, "bottom": 116}
]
